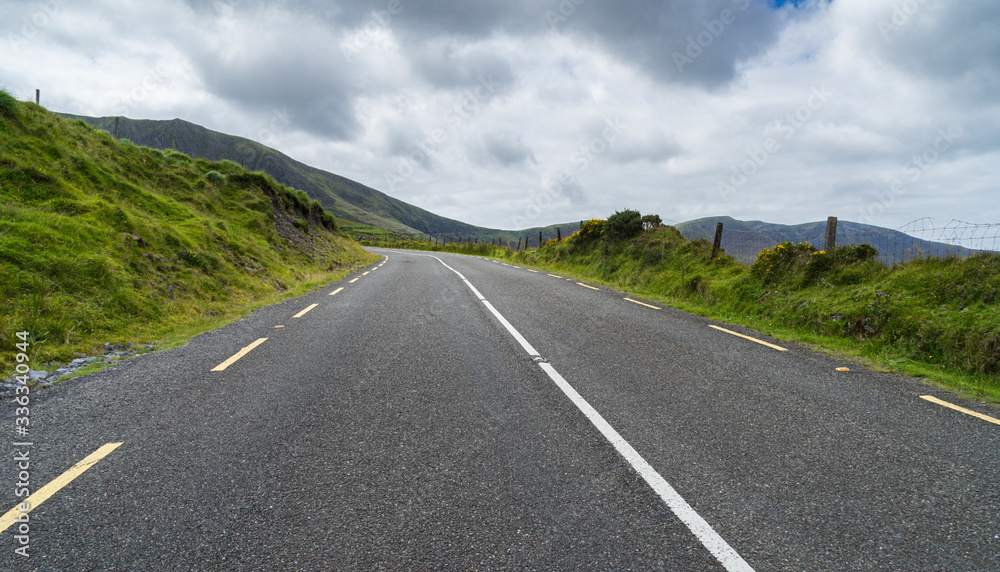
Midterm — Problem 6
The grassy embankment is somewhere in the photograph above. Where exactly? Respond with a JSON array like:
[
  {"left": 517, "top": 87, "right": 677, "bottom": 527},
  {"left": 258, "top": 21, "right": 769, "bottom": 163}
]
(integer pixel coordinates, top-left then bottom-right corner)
[
  {"left": 389, "top": 213, "right": 1000, "bottom": 403},
  {"left": 0, "top": 90, "right": 378, "bottom": 372}
]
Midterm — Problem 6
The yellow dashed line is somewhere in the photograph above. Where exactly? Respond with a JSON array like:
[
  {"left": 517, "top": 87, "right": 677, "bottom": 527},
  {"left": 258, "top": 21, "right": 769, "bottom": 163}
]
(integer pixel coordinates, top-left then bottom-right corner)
[
  {"left": 921, "top": 395, "right": 1000, "bottom": 426},
  {"left": 0, "top": 443, "right": 124, "bottom": 534},
  {"left": 708, "top": 325, "right": 786, "bottom": 351},
  {"left": 293, "top": 304, "right": 319, "bottom": 318},
  {"left": 211, "top": 338, "right": 268, "bottom": 371},
  {"left": 624, "top": 298, "right": 661, "bottom": 310}
]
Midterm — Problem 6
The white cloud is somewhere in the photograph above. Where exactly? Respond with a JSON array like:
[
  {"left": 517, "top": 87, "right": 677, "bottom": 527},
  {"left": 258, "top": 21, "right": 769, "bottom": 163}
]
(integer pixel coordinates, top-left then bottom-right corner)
[{"left": 1, "top": 0, "right": 997, "bottom": 230}]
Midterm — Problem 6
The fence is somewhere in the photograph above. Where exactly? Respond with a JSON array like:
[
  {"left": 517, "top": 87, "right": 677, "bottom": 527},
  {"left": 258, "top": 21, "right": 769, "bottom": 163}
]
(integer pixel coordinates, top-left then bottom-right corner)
[{"left": 713, "top": 218, "right": 1000, "bottom": 267}]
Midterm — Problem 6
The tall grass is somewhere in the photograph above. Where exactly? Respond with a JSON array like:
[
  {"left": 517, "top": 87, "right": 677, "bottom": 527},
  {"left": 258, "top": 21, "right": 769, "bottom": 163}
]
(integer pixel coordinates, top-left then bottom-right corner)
[{"left": 0, "top": 97, "right": 376, "bottom": 370}]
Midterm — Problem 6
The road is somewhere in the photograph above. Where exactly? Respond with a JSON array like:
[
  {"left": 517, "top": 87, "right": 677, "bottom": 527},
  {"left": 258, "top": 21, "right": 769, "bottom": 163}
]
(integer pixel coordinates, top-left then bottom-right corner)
[{"left": 1, "top": 248, "right": 998, "bottom": 570}]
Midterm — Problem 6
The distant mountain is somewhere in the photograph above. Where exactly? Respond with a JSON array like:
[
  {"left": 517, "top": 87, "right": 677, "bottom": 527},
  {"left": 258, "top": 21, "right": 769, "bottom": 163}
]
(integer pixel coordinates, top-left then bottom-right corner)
[
  {"left": 676, "top": 216, "right": 979, "bottom": 265},
  {"left": 59, "top": 114, "right": 578, "bottom": 244}
]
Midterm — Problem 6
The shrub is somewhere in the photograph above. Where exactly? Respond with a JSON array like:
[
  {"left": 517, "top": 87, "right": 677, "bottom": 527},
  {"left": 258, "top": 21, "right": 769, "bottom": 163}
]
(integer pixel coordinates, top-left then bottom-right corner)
[
  {"left": 571, "top": 219, "right": 605, "bottom": 243},
  {"left": 641, "top": 214, "right": 663, "bottom": 230},
  {"left": 203, "top": 171, "right": 224, "bottom": 185},
  {"left": 604, "top": 209, "right": 642, "bottom": 242},
  {"left": 751, "top": 241, "right": 817, "bottom": 284}
]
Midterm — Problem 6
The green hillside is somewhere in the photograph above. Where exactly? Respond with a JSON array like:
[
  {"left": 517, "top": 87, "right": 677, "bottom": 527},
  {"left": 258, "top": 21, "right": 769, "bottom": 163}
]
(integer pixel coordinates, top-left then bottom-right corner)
[
  {"left": 62, "top": 114, "right": 581, "bottom": 242},
  {"left": 1, "top": 93, "right": 377, "bottom": 369}
]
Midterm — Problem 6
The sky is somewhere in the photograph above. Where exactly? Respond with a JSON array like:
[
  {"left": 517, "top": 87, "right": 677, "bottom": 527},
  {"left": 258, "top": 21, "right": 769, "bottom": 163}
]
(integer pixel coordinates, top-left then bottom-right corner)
[{"left": 2, "top": 0, "right": 998, "bottom": 231}]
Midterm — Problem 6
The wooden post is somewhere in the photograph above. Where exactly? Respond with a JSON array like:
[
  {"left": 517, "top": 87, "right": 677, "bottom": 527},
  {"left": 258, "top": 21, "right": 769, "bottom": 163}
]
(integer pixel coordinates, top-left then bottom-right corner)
[
  {"left": 35, "top": 89, "right": 39, "bottom": 105},
  {"left": 517, "top": 238, "right": 522, "bottom": 251},
  {"left": 557, "top": 227, "right": 561, "bottom": 241},
  {"left": 220, "top": 151, "right": 224, "bottom": 161},
  {"left": 114, "top": 117, "right": 119, "bottom": 139},
  {"left": 825, "top": 216, "right": 838, "bottom": 252},
  {"left": 711, "top": 222, "right": 724, "bottom": 259},
  {"left": 539, "top": 231, "right": 543, "bottom": 246}
]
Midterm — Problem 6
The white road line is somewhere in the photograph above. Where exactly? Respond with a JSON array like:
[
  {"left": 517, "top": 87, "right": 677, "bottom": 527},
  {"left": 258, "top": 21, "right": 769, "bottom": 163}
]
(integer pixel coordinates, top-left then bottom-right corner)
[
  {"left": 293, "top": 303, "right": 319, "bottom": 318},
  {"left": 211, "top": 338, "right": 268, "bottom": 372},
  {"left": 709, "top": 325, "right": 786, "bottom": 352},
  {"left": 425, "top": 253, "right": 753, "bottom": 572}
]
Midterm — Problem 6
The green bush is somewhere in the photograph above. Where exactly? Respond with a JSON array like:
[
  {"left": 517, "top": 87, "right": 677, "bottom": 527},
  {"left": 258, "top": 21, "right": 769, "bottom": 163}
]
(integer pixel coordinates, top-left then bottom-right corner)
[
  {"left": 604, "top": 209, "right": 642, "bottom": 242},
  {"left": 203, "top": 171, "right": 224, "bottom": 185}
]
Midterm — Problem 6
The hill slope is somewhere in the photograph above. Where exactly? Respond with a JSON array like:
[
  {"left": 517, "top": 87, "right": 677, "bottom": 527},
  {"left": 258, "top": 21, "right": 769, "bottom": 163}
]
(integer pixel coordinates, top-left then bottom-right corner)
[
  {"left": 1, "top": 95, "right": 376, "bottom": 368},
  {"left": 62, "top": 114, "right": 580, "bottom": 242}
]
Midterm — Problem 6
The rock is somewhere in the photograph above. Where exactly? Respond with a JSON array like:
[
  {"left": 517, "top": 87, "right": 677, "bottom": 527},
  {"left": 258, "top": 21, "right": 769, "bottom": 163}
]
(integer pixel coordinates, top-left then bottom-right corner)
[{"left": 28, "top": 370, "right": 49, "bottom": 381}]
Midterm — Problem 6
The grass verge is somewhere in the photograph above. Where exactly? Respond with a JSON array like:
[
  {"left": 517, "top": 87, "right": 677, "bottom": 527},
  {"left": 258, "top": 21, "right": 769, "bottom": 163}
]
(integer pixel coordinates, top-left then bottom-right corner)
[{"left": 0, "top": 91, "right": 378, "bottom": 372}]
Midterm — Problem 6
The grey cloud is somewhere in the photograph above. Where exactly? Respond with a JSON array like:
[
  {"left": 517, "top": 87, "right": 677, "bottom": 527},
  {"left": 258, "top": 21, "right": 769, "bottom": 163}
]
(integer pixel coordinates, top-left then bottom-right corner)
[
  {"left": 609, "top": 131, "right": 682, "bottom": 164},
  {"left": 408, "top": 41, "right": 517, "bottom": 91},
  {"left": 872, "top": 0, "right": 1000, "bottom": 83},
  {"left": 472, "top": 131, "right": 537, "bottom": 168},
  {"left": 304, "top": 0, "right": 789, "bottom": 89}
]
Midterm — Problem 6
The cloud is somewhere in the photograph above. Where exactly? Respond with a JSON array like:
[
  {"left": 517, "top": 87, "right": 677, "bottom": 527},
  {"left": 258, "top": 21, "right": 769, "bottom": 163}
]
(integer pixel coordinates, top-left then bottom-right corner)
[
  {"left": 2, "top": 0, "right": 998, "bottom": 230},
  {"left": 471, "top": 131, "right": 537, "bottom": 168}
]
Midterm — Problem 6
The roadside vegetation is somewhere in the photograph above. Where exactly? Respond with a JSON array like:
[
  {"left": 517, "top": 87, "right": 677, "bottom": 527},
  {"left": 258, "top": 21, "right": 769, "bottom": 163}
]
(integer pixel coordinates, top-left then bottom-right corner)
[
  {"left": 0, "top": 91, "right": 377, "bottom": 371},
  {"left": 388, "top": 209, "right": 1000, "bottom": 402}
]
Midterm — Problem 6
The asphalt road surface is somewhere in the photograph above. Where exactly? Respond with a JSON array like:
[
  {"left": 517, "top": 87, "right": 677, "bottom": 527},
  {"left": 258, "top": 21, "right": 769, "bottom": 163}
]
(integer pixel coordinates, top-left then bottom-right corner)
[{"left": 1, "top": 248, "right": 998, "bottom": 570}]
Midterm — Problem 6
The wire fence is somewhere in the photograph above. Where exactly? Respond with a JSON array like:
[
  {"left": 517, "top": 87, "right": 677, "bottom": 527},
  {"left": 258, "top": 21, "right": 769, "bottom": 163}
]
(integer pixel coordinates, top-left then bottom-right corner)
[{"left": 716, "top": 219, "right": 1000, "bottom": 267}]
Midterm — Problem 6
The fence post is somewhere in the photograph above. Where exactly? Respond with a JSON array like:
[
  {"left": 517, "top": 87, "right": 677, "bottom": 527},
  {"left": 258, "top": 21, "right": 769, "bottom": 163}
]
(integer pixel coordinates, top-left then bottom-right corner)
[
  {"left": 711, "top": 222, "right": 724, "bottom": 259},
  {"left": 557, "top": 227, "right": 561, "bottom": 241},
  {"left": 35, "top": 89, "right": 39, "bottom": 105},
  {"left": 517, "top": 238, "right": 522, "bottom": 251},
  {"left": 539, "top": 231, "right": 543, "bottom": 246},
  {"left": 825, "top": 216, "right": 838, "bottom": 252}
]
